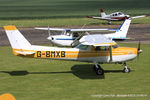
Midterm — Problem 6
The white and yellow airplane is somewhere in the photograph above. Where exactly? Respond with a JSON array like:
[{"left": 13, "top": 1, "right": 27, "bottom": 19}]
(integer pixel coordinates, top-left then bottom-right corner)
[
  {"left": 35, "top": 19, "right": 131, "bottom": 47},
  {"left": 4, "top": 25, "right": 142, "bottom": 75}
]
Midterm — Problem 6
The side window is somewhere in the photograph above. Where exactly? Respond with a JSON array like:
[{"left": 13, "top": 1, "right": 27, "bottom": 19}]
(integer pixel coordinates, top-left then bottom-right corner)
[
  {"left": 95, "top": 46, "right": 109, "bottom": 51},
  {"left": 76, "top": 44, "right": 89, "bottom": 50},
  {"left": 73, "top": 32, "right": 79, "bottom": 37}
]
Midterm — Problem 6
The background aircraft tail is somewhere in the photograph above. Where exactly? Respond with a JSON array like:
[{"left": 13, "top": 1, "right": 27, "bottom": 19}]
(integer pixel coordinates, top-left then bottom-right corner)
[
  {"left": 100, "top": 8, "right": 106, "bottom": 17},
  {"left": 114, "top": 19, "right": 131, "bottom": 39},
  {"left": 105, "top": 19, "right": 131, "bottom": 39},
  {"left": 4, "top": 25, "right": 31, "bottom": 50}
]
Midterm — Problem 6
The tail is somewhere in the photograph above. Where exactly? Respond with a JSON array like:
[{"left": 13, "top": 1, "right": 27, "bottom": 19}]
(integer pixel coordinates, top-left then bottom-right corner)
[
  {"left": 100, "top": 8, "right": 106, "bottom": 17},
  {"left": 4, "top": 25, "right": 31, "bottom": 50},
  {"left": 105, "top": 19, "right": 131, "bottom": 39},
  {"left": 114, "top": 19, "right": 131, "bottom": 39}
]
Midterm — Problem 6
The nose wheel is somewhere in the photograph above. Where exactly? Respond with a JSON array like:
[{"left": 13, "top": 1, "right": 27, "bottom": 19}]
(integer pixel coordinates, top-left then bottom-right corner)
[
  {"left": 123, "top": 62, "right": 130, "bottom": 73},
  {"left": 94, "top": 63, "right": 104, "bottom": 75}
]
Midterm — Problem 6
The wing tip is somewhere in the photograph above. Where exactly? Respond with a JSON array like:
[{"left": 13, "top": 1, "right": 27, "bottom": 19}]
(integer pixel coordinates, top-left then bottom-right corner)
[
  {"left": 145, "top": 14, "right": 148, "bottom": 17},
  {"left": 87, "top": 16, "right": 93, "bottom": 18},
  {"left": 4, "top": 25, "right": 17, "bottom": 31}
]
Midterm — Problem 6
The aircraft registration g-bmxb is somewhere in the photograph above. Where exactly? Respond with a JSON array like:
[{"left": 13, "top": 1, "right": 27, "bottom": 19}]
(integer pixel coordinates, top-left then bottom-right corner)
[{"left": 4, "top": 25, "right": 142, "bottom": 75}]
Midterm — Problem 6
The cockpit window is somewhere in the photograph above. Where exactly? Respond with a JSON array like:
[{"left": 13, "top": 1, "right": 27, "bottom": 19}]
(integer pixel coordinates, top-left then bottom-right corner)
[
  {"left": 76, "top": 44, "right": 89, "bottom": 50},
  {"left": 118, "top": 12, "right": 122, "bottom": 15},
  {"left": 112, "top": 44, "right": 119, "bottom": 49}
]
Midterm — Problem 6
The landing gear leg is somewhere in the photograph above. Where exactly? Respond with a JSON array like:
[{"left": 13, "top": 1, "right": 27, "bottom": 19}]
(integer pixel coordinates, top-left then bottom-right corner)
[
  {"left": 108, "top": 21, "right": 111, "bottom": 25},
  {"left": 123, "top": 62, "right": 130, "bottom": 73},
  {"left": 94, "top": 62, "right": 104, "bottom": 75}
]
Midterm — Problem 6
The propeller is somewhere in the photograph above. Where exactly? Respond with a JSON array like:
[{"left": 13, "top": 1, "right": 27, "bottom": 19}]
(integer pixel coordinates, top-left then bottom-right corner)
[{"left": 137, "top": 41, "right": 142, "bottom": 57}]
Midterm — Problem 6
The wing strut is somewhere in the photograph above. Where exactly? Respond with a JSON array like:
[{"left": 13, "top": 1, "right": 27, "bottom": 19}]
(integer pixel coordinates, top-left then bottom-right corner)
[
  {"left": 48, "top": 26, "right": 51, "bottom": 36},
  {"left": 109, "top": 46, "right": 112, "bottom": 62}
]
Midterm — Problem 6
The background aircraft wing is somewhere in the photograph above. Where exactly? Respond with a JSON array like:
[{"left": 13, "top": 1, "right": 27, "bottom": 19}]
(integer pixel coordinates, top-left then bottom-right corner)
[
  {"left": 71, "top": 29, "right": 115, "bottom": 32},
  {"left": 35, "top": 27, "right": 115, "bottom": 32},
  {"left": 87, "top": 16, "right": 119, "bottom": 21},
  {"left": 87, "top": 16, "right": 103, "bottom": 19},
  {"left": 35, "top": 28, "right": 65, "bottom": 31},
  {"left": 79, "top": 34, "right": 117, "bottom": 46},
  {"left": 131, "top": 14, "right": 148, "bottom": 19}
]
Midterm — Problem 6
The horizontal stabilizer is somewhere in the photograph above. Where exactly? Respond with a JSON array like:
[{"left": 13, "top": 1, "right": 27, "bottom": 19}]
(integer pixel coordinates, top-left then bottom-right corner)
[
  {"left": 87, "top": 16, "right": 119, "bottom": 21},
  {"left": 15, "top": 51, "right": 35, "bottom": 56}
]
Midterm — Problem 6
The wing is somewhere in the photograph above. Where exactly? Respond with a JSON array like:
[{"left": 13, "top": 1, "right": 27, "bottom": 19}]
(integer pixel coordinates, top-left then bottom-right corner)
[
  {"left": 35, "top": 27, "right": 115, "bottom": 32},
  {"left": 79, "top": 34, "right": 117, "bottom": 46},
  {"left": 35, "top": 28, "right": 65, "bottom": 31},
  {"left": 87, "top": 16, "right": 119, "bottom": 21},
  {"left": 71, "top": 29, "right": 115, "bottom": 32},
  {"left": 131, "top": 14, "right": 148, "bottom": 19}
]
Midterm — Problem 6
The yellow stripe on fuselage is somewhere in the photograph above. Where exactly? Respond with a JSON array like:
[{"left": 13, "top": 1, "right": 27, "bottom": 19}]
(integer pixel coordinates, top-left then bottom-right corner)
[
  {"left": 95, "top": 42, "right": 117, "bottom": 46},
  {"left": 12, "top": 47, "right": 137, "bottom": 59},
  {"left": 4, "top": 25, "right": 17, "bottom": 31}
]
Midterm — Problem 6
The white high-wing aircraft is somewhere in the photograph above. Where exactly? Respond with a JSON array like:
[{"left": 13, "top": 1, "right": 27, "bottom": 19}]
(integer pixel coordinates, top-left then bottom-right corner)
[
  {"left": 35, "top": 19, "right": 131, "bottom": 47},
  {"left": 88, "top": 8, "right": 148, "bottom": 24},
  {"left": 4, "top": 25, "right": 142, "bottom": 75}
]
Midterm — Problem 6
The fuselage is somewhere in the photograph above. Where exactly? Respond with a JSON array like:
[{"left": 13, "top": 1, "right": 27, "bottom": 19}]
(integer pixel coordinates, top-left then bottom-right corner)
[
  {"left": 105, "top": 12, "right": 130, "bottom": 21},
  {"left": 47, "top": 35, "right": 75, "bottom": 46},
  {"left": 13, "top": 45, "right": 138, "bottom": 63},
  {"left": 47, "top": 34, "right": 127, "bottom": 47}
]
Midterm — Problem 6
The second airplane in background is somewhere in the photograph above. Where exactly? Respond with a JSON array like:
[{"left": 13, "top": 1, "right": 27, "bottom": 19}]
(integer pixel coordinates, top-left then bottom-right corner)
[
  {"left": 35, "top": 19, "right": 131, "bottom": 47},
  {"left": 88, "top": 8, "right": 148, "bottom": 24}
]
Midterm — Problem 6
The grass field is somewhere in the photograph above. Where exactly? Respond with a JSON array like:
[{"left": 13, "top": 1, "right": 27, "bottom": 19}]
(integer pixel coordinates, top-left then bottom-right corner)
[
  {"left": 0, "top": 43, "right": 150, "bottom": 100},
  {"left": 0, "top": 0, "right": 150, "bottom": 27},
  {"left": 0, "top": 17, "right": 150, "bottom": 27}
]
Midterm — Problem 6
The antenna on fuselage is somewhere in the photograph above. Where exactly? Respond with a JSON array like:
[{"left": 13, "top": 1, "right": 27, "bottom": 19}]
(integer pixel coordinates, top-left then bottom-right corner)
[{"left": 48, "top": 26, "right": 51, "bottom": 36}]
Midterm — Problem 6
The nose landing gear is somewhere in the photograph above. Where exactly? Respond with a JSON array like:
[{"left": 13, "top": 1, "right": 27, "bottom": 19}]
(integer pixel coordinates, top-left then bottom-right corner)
[{"left": 123, "top": 62, "right": 130, "bottom": 73}]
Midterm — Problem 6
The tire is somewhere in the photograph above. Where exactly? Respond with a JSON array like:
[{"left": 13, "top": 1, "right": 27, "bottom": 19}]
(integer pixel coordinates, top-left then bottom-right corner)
[
  {"left": 123, "top": 68, "right": 130, "bottom": 73},
  {"left": 96, "top": 67, "right": 104, "bottom": 75}
]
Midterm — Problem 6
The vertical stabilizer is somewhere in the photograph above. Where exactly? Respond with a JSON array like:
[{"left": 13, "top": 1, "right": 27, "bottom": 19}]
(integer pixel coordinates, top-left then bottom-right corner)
[
  {"left": 104, "top": 19, "right": 131, "bottom": 39},
  {"left": 4, "top": 25, "right": 31, "bottom": 50},
  {"left": 115, "top": 19, "right": 131, "bottom": 38},
  {"left": 100, "top": 8, "right": 106, "bottom": 17}
]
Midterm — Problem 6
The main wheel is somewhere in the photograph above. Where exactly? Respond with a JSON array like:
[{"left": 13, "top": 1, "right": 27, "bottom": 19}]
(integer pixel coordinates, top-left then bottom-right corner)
[
  {"left": 96, "top": 67, "right": 104, "bottom": 75},
  {"left": 123, "top": 67, "right": 130, "bottom": 73}
]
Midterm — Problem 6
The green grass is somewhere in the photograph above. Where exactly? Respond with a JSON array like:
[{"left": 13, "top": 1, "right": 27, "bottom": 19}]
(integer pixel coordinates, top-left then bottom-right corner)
[
  {"left": 0, "top": 17, "right": 150, "bottom": 27},
  {"left": 0, "top": 43, "right": 150, "bottom": 100}
]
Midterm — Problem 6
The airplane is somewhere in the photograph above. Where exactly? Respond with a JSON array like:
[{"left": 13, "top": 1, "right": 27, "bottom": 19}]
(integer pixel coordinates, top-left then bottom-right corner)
[
  {"left": 4, "top": 25, "right": 142, "bottom": 75},
  {"left": 87, "top": 8, "right": 148, "bottom": 24},
  {"left": 35, "top": 19, "right": 131, "bottom": 47}
]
